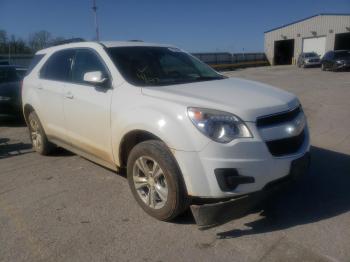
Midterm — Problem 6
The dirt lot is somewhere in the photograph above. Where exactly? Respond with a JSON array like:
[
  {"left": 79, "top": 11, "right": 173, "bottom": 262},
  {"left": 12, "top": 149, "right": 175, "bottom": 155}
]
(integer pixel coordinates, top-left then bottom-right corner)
[{"left": 1, "top": 66, "right": 350, "bottom": 262}]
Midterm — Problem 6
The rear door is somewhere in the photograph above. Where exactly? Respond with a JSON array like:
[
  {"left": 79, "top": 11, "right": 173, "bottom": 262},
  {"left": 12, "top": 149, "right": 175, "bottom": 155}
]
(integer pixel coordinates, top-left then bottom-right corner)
[
  {"left": 37, "top": 49, "right": 74, "bottom": 141},
  {"left": 63, "top": 48, "right": 114, "bottom": 164}
]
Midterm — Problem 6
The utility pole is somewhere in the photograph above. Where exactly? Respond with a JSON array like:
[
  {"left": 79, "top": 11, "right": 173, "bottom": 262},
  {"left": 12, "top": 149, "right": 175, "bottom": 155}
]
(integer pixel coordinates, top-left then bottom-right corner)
[
  {"left": 92, "top": 0, "right": 100, "bottom": 41},
  {"left": 8, "top": 42, "right": 11, "bottom": 64}
]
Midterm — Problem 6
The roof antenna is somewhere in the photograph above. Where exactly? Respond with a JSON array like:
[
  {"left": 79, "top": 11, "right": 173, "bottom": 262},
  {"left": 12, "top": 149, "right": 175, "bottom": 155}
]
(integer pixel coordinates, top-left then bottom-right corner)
[{"left": 92, "top": 0, "right": 100, "bottom": 41}]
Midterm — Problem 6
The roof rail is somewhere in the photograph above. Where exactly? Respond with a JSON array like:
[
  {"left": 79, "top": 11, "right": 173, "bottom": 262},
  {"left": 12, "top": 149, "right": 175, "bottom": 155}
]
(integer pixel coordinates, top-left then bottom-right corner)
[
  {"left": 47, "top": 38, "right": 86, "bottom": 47},
  {"left": 128, "top": 39, "right": 144, "bottom": 42}
]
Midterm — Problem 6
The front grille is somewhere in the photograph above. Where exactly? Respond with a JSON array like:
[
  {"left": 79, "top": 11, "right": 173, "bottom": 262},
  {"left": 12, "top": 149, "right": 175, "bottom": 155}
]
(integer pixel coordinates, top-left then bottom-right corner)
[
  {"left": 257, "top": 106, "right": 306, "bottom": 156},
  {"left": 309, "top": 59, "right": 320, "bottom": 62},
  {"left": 256, "top": 106, "right": 301, "bottom": 127},
  {"left": 266, "top": 130, "right": 305, "bottom": 156}
]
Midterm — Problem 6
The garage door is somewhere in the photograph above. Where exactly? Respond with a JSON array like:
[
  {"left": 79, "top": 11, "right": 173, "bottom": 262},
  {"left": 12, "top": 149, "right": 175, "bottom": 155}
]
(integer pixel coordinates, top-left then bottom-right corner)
[{"left": 302, "top": 36, "right": 326, "bottom": 57}]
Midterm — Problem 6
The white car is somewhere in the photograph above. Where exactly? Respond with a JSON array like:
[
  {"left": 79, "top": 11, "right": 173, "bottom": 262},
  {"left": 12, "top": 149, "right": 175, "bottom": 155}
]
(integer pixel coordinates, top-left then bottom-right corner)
[{"left": 22, "top": 41, "right": 310, "bottom": 221}]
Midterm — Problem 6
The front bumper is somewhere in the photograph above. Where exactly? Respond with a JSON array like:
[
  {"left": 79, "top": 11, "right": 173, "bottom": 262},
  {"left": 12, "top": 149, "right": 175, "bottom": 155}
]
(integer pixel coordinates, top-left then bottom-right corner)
[
  {"left": 335, "top": 63, "right": 350, "bottom": 70},
  {"left": 304, "top": 61, "right": 321, "bottom": 67},
  {"left": 191, "top": 153, "right": 310, "bottom": 228},
  {"left": 174, "top": 122, "right": 310, "bottom": 198}
]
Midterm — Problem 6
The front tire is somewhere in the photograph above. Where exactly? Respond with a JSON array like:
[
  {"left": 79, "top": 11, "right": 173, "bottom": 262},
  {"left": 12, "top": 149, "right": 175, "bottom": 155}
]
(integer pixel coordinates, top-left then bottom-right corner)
[
  {"left": 127, "top": 140, "right": 189, "bottom": 221},
  {"left": 28, "top": 111, "right": 55, "bottom": 155}
]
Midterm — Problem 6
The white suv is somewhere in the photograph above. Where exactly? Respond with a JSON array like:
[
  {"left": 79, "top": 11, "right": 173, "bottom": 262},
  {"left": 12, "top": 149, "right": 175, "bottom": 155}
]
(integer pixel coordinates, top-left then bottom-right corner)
[{"left": 22, "top": 41, "right": 310, "bottom": 221}]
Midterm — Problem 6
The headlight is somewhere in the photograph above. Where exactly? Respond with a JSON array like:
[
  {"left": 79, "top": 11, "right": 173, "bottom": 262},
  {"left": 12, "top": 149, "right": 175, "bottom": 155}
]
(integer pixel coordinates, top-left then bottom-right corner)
[
  {"left": 187, "top": 107, "right": 252, "bottom": 143},
  {"left": 336, "top": 60, "right": 345, "bottom": 64},
  {"left": 0, "top": 96, "right": 11, "bottom": 101}
]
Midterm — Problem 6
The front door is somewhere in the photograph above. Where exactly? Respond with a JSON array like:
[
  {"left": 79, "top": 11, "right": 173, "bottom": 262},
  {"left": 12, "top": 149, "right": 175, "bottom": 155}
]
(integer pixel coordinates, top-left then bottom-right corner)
[{"left": 63, "top": 49, "right": 114, "bottom": 163}]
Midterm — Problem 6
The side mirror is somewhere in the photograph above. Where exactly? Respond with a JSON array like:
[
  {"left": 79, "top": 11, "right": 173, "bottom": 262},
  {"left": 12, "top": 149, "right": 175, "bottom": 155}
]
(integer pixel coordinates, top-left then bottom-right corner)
[{"left": 83, "top": 71, "right": 109, "bottom": 86}]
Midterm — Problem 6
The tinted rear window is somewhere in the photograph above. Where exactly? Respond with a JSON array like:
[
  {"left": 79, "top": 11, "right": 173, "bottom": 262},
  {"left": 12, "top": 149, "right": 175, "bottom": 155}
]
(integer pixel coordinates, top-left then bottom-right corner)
[
  {"left": 0, "top": 67, "right": 18, "bottom": 84},
  {"left": 304, "top": 52, "right": 318, "bottom": 58},
  {"left": 40, "top": 50, "right": 74, "bottom": 81},
  {"left": 334, "top": 51, "right": 350, "bottom": 59}
]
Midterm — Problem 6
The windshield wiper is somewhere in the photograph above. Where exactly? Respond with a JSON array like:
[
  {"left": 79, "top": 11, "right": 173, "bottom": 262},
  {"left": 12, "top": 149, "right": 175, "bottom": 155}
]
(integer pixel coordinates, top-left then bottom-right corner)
[{"left": 194, "top": 76, "right": 226, "bottom": 81}]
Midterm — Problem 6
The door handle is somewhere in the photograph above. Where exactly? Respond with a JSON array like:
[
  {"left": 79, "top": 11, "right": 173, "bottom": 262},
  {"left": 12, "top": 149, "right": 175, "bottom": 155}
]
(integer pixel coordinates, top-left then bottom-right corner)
[
  {"left": 65, "top": 92, "right": 74, "bottom": 99},
  {"left": 37, "top": 85, "right": 43, "bottom": 90}
]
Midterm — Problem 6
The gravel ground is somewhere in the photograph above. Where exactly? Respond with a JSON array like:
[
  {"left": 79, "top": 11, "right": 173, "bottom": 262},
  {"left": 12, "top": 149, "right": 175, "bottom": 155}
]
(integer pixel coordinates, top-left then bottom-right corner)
[{"left": 1, "top": 66, "right": 350, "bottom": 262}]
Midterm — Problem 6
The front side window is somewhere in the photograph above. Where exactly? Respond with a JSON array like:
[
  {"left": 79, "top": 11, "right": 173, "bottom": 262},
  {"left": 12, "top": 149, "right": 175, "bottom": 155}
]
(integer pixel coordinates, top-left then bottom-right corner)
[
  {"left": 107, "top": 46, "right": 225, "bottom": 86},
  {"left": 71, "top": 49, "right": 108, "bottom": 84},
  {"left": 323, "top": 52, "right": 332, "bottom": 60},
  {"left": 40, "top": 50, "right": 74, "bottom": 81}
]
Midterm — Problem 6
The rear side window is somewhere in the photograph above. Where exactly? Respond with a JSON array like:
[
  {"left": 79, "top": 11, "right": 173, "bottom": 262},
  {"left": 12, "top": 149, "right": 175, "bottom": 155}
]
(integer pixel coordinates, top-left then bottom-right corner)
[
  {"left": 40, "top": 50, "right": 74, "bottom": 81},
  {"left": 26, "top": 54, "right": 45, "bottom": 76}
]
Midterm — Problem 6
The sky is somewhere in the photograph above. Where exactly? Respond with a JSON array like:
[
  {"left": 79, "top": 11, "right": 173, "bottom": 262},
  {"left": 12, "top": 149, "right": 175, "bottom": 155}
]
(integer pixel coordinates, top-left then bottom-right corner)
[{"left": 1, "top": 0, "right": 349, "bottom": 53}]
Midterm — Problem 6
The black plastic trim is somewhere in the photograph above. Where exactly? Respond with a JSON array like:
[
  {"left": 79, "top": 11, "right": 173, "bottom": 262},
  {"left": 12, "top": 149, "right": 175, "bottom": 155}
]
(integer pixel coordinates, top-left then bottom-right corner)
[
  {"left": 256, "top": 106, "right": 301, "bottom": 128},
  {"left": 215, "top": 168, "right": 255, "bottom": 192}
]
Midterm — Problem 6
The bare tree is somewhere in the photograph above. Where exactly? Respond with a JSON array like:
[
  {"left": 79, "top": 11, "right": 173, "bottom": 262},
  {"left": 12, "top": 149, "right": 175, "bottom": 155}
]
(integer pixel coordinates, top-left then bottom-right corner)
[
  {"left": 28, "top": 30, "right": 52, "bottom": 52},
  {"left": 0, "top": 30, "right": 8, "bottom": 53},
  {"left": 0, "top": 29, "right": 68, "bottom": 54}
]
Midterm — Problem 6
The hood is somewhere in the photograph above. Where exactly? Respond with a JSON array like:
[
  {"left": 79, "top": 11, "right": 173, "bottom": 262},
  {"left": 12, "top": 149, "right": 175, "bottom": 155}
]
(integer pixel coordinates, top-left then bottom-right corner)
[
  {"left": 141, "top": 77, "right": 299, "bottom": 121},
  {"left": 336, "top": 58, "right": 350, "bottom": 63}
]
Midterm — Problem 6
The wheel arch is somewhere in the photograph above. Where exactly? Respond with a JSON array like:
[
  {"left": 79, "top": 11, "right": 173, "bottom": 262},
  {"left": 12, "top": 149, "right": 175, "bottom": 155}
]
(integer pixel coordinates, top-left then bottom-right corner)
[
  {"left": 23, "top": 103, "right": 35, "bottom": 125},
  {"left": 118, "top": 129, "right": 163, "bottom": 168},
  {"left": 119, "top": 129, "right": 190, "bottom": 200}
]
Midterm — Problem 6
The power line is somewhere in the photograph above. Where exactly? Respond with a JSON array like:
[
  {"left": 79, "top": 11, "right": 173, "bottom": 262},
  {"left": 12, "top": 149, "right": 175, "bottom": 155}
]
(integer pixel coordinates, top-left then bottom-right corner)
[{"left": 92, "top": 0, "right": 100, "bottom": 41}]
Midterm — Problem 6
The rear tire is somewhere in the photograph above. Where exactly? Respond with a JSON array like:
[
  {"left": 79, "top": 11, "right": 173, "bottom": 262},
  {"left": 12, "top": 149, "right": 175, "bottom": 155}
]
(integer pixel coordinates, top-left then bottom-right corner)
[
  {"left": 127, "top": 140, "right": 189, "bottom": 221},
  {"left": 28, "top": 111, "right": 56, "bottom": 155}
]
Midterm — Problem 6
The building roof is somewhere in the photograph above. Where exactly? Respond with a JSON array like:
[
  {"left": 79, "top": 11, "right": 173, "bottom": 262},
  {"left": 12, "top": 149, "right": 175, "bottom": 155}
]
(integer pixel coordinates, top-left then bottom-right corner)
[{"left": 264, "top": 13, "right": 350, "bottom": 33}]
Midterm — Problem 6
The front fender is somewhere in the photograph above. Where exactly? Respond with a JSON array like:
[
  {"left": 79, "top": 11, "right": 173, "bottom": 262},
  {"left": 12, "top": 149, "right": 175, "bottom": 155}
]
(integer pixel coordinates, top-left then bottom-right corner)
[{"left": 111, "top": 104, "right": 210, "bottom": 165}]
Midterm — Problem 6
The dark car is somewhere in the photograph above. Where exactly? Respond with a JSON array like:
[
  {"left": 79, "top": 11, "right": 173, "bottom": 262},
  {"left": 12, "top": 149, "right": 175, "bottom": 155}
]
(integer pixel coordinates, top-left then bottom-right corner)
[
  {"left": 0, "top": 65, "right": 26, "bottom": 116},
  {"left": 297, "top": 52, "right": 321, "bottom": 68},
  {"left": 321, "top": 50, "right": 350, "bottom": 71}
]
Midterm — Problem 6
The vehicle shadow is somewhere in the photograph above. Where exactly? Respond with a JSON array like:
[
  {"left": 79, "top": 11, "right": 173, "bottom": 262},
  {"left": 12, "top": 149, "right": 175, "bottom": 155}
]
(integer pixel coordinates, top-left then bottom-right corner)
[
  {"left": 216, "top": 146, "right": 350, "bottom": 238},
  {"left": 49, "top": 147, "right": 75, "bottom": 157},
  {"left": 0, "top": 138, "right": 33, "bottom": 159}
]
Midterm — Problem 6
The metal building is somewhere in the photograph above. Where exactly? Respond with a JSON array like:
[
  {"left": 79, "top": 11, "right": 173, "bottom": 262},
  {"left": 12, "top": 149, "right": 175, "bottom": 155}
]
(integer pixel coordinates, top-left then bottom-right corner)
[{"left": 264, "top": 14, "right": 350, "bottom": 65}]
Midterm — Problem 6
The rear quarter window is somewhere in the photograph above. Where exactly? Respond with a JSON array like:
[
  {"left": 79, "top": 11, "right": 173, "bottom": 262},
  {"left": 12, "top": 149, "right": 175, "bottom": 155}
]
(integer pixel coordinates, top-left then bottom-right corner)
[{"left": 25, "top": 54, "right": 45, "bottom": 76}]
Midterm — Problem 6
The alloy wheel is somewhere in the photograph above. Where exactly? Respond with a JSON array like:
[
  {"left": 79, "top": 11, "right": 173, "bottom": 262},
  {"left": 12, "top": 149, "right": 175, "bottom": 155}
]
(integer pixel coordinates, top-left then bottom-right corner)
[
  {"left": 132, "top": 156, "right": 168, "bottom": 209},
  {"left": 29, "top": 118, "right": 42, "bottom": 150}
]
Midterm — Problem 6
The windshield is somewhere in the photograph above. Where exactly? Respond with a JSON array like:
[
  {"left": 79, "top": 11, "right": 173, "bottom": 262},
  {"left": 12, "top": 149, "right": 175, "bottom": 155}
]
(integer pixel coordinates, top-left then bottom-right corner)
[
  {"left": 107, "top": 46, "right": 225, "bottom": 86},
  {"left": 304, "top": 52, "right": 318, "bottom": 58},
  {"left": 334, "top": 51, "right": 350, "bottom": 59}
]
